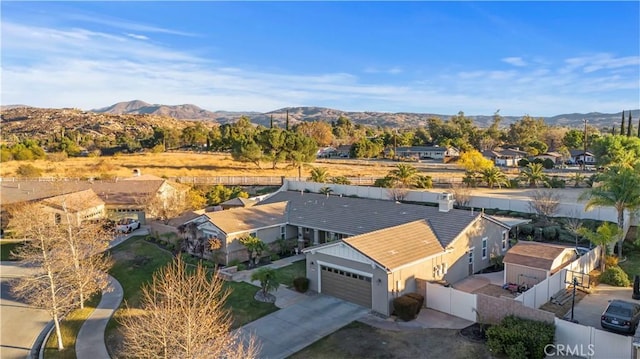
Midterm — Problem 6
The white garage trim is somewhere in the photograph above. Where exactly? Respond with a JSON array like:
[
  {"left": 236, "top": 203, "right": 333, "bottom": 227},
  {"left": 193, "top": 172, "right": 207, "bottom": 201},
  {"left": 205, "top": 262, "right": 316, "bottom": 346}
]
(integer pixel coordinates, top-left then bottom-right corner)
[{"left": 316, "top": 260, "right": 372, "bottom": 293}]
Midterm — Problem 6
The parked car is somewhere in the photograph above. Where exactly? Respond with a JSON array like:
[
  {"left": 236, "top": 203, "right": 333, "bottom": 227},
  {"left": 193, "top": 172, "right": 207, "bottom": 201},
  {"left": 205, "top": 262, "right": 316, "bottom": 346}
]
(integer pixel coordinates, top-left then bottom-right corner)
[
  {"left": 116, "top": 218, "right": 140, "bottom": 233},
  {"left": 601, "top": 300, "right": 640, "bottom": 334}
]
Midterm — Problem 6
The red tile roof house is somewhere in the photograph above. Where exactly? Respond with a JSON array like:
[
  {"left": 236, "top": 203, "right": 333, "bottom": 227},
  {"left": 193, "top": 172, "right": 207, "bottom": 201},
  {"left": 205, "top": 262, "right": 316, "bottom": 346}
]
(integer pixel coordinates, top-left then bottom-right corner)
[{"left": 187, "top": 190, "right": 510, "bottom": 316}]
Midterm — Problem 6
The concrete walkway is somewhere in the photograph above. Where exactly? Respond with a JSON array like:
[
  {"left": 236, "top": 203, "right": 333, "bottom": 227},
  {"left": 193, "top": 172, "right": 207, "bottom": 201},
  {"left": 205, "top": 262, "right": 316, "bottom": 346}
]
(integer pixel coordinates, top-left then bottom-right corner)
[
  {"left": 236, "top": 294, "right": 368, "bottom": 359},
  {"left": 76, "top": 276, "right": 123, "bottom": 359}
]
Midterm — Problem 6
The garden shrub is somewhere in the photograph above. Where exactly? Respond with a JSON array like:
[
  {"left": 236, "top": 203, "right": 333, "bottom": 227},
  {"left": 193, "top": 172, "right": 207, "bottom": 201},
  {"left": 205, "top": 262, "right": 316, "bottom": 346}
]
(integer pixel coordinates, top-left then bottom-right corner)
[
  {"left": 509, "top": 179, "right": 521, "bottom": 188},
  {"left": 405, "top": 292, "right": 425, "bottom": 313},
  {"left": 393, "top": 295, "right": 419, "bottom": 321},
  {"left": 604, "top": 255, "right": 619, "bottom": 267},
  {"left": 542, "top": 226, "right": 559, "bottom": 241},
  {"left": 293, "top": 277, "right": 310, "bottom": 293},
  {"left": 237, "top": 263, "right": 247, "bottom": 271},
  {"left": 228, "top": 259, "right": 241, "bottom": 267},
  {"left": 520, "top": 224, "right": 534, "bottom": 236},
  {"left": 270, "top": 253, "right": 280, "bottom": 262},
  {"left": 16, "top": 164, "right": 43, "bottom": 178},
  {"left": 600, "top": 266, "right": 630, "bottom": 287},
  {"left": 486, "top": 315, "right": 555, "bottom": 359}
]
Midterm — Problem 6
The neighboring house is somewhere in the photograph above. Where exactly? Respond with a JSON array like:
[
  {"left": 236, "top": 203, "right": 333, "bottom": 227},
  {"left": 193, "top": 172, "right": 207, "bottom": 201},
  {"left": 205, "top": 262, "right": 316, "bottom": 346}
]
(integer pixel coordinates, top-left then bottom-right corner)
[
  {"left": 316, "top": 146, "right": 337, "bottom": 158},
  {"left": 482, "top": 148, "right": 529, "bottom": 167},
  {"left": 184, "top": 202, "right": 290, "bottom": 264},
  {"left": 40, "top": 189, "right": 105, "bottom": 226},
  {"left": 193, "top": 189, "right": 510, "bottom": 315},
  {"left": 569, "top": 150, "right": 596, "bottom": 165},
  {"left": 503, "top": 242, "right": 577, "bottom": 288},
  {"left": 334, "top": 145, "right": 352, "bottom": 158},
  {"left": 534, "top": 152, "right": 564, "bottom": 165},
  {"left": 394, "top": 146, "right": 460, "bottom": 160},
  {"left": 0, "top": 175, "right": 188, "bottom": 228}
]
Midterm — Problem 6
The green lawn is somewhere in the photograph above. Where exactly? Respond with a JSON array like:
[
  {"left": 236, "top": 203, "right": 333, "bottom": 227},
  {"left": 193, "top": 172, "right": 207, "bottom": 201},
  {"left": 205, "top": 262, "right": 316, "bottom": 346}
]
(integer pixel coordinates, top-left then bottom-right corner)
[
  {"left": 105, "top": 236, "right": 278, "bottom": 355},
  {"left": 44, "top": 295, "right": 101, "bottom": 359},
  {"left": 620, "top": 249, "right": 640, "bottom": 280},
  {"left": 226, "top": 281, "right": 278, "bottom": 328},
  {"left": 273, "top": 260, "right": 306, "bottom": 287},
  {"left": 0, "top": 241, "right": 22, "bottom": 261}
]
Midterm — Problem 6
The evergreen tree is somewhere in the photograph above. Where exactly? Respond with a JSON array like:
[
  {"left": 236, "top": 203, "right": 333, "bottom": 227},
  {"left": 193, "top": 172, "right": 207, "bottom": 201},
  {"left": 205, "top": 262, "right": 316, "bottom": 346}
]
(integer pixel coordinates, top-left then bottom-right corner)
[
  {"left": 621, "top": 110, "right": 625, "bottom": 135},
  {"left": 286, "top": 110, "right": 290, "bottom": 131},
  {"left": 627, "top": 111, "right": 632, "bottom": 137},
  {"left": 270, "top": 115, "right": 273, "bottom": 129}
]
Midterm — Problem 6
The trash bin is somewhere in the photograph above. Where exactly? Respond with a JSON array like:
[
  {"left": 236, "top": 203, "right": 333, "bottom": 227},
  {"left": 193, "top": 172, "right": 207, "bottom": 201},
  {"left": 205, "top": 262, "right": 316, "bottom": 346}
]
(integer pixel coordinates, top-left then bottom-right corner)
[{"left": 633, "top": 275, "right": 640, "bottom": 300}]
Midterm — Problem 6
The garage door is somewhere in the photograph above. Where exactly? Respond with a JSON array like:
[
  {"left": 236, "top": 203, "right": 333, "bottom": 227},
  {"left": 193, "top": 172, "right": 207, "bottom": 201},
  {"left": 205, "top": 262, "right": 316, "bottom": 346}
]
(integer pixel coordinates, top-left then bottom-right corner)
[{"left": 320, "top": 265, "right": 372, "bottom": 308}]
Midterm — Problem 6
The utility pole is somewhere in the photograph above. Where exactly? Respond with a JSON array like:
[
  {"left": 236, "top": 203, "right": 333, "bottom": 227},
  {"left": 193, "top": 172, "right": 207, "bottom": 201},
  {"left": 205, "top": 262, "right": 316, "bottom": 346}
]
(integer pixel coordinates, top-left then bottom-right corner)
[{"left": 582, "top": 119, "right": 588, "bottom": 172}]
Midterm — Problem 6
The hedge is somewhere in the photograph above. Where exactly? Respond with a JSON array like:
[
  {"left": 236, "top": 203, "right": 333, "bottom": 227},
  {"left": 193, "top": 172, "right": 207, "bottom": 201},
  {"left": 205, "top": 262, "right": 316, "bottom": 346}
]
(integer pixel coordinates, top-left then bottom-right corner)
[
  {"left": 393, "top": 295, "right": 419, "bottom": 321},
  {"left": 486, "top": 315, "right": 555, "bottom": 359},
  {"left": 600, "top": 266, "right": 630, "bottom": 287}
]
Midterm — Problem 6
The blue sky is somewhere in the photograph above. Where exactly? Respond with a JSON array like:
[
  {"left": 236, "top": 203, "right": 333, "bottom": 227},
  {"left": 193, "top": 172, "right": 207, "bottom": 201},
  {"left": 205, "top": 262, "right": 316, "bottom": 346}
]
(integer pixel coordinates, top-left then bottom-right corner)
[{"left": 2, "top": 1, "right": 639, "bottom": 116}]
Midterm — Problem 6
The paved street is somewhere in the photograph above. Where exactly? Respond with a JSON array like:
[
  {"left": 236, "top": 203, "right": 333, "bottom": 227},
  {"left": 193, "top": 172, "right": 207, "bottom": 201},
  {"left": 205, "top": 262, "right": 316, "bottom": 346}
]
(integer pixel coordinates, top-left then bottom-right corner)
[{"left": 0, "top": 262, "right": 51, "bottom": 359}]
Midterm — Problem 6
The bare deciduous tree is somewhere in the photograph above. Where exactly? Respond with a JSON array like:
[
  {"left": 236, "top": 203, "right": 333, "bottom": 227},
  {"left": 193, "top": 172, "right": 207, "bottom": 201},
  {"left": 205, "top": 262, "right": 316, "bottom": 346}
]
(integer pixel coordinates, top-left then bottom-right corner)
[
  {"left": 8, "top": 203, "right": 76, "bottom": 350},
  {"left": 387, "top": 187, "right": 408, "bottom": 201},
  {"left": 145, "top": 191, "right": 190, "bottom": 224},
  {"left": 118, "top": 257, "right": 259, "bottom": 358},
  {"left": 529, "top": 190, "right": 562, "bottom": 222},
  {"left": 449, "top": 183, "right": 471, "bottom": 208},
  {"left": 60, "top": 202, "right": 113, "bottom": 309},
  {"left": 564, "top": 210, "right": 583, "bottom": 246}
]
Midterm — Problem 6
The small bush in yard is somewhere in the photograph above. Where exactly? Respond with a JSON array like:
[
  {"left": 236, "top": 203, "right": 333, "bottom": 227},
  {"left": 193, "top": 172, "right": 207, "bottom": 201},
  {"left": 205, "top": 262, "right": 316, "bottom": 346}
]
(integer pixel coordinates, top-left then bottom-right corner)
[
  {"left": 393, "top": 295, "right": 419, "bottom": 321},
  {"left": 404, "top": 292, "right": 425, "bottom": 313},
  {"left": 486, "top": 315, "right": 554, "bottom": 359},
  {"left": 605, "top": 255, "right": 619, "bottom": 268},
  {"left": 520, "top": 224, "right": 534, "bottom": 236},
  {"left": 293, "top": 277, "right": 309, "bottom": 293},
  {"left": 600, "top": 266, "right": 630, "bottom": 287}
]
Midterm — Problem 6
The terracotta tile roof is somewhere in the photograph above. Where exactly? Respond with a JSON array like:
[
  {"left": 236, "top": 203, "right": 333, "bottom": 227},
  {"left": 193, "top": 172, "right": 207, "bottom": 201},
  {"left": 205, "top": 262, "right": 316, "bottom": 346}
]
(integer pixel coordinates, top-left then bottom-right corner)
[
  {"left": 503, "top": 242, "right": 573, "bottom": 271},
  {"left": 259, "top": 191, "right": 480, "bottom": 248},
  {"left": 40, "top": 189, "right": 104, "bottom": 213},
  {"left": 345, "top": 220, "right": 444, "bottom": 271},
  {"left": 202, "top": 201, "right": 287, "bottom": 234}
]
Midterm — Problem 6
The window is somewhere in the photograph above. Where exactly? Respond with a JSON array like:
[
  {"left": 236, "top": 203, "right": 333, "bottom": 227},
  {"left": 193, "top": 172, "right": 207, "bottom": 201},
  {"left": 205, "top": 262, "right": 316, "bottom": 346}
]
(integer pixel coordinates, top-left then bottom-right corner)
[
  {"left": 468, "top": 249, "right": 474, "bottom": 264},
  {"left": 502, "top": 231, "right": 508, "bottom": 251},
  {"left": 249, "top": 231, "right": 257, "bottom": 238},
  {"left": 280, "top": 225, "right": 286, "bottom": 239},
  {"left": 482, "top": 237, "right": 487, "bottom": 259}
]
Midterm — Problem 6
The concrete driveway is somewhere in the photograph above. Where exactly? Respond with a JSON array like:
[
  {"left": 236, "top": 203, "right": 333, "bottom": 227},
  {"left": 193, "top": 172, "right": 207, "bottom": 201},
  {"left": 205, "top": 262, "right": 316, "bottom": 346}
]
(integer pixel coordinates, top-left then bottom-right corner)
[
  {"left": 566, "top": 284, "right": 636, "bottom": 330},
  {"left": 1, "top": 262, "right": 51, "bottom": 359},
  {"left": 236, "top": 294, "right": 368, "bottom": 359}
]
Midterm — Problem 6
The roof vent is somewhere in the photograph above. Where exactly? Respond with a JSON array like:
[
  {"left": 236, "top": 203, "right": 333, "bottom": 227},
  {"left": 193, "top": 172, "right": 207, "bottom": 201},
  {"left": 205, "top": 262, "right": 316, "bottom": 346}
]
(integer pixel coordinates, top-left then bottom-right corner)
[
  {"left": 438, "top": 192, "right": 454, "bottom": 212},
  {"left": 132, "top": 168, "right": 141, "bottom": 176}
]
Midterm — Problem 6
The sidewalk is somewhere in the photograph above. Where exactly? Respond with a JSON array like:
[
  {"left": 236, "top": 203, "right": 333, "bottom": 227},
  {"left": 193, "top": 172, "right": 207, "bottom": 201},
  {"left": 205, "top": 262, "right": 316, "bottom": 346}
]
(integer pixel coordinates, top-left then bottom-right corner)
[{"left": 75, "top": 275, "right": 123, "bottom": 359}]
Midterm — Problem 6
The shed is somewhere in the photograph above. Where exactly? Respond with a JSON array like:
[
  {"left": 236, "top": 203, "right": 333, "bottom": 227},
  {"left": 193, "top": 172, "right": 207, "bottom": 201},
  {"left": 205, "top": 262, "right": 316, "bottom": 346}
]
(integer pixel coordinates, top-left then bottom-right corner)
[{"left": 503, "top": 242, "right": 577, "bottom": 288}]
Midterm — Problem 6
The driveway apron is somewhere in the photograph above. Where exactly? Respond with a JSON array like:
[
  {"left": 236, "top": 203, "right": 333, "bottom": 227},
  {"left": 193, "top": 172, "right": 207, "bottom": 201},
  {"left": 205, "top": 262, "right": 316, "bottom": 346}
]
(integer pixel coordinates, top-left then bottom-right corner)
[{"left": 236, "top": 294, "right": 368, "bottom": 359}]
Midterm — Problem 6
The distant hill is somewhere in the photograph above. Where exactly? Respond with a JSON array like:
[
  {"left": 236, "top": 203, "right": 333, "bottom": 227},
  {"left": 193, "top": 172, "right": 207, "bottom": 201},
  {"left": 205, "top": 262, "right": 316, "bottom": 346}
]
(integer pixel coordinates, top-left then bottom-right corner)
[{"left": 90, "top": 100, "right": 639, "bottom": 129}]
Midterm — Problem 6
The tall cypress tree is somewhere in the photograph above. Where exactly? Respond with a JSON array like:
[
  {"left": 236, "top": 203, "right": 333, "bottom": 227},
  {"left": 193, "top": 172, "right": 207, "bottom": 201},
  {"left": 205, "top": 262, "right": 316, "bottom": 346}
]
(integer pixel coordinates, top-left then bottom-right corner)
[
  {"left": 270, "top": 114, "right": 273, "bottom": 129},
  {"left": 621, "top": 110, "right": 625, "bottom": 135},
  {"left": 627, "top": 111, "right": 632, "bottom": 137},
  {"left": 286, "top": 110, "right": 290, "bottom": 131}
]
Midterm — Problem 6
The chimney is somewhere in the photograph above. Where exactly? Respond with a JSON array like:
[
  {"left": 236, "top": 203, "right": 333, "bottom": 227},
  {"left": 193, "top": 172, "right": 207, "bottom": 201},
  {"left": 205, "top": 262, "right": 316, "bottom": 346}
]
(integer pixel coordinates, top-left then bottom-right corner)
[{"left": 438, "top": 192, "right": 454, "bottom": 212}]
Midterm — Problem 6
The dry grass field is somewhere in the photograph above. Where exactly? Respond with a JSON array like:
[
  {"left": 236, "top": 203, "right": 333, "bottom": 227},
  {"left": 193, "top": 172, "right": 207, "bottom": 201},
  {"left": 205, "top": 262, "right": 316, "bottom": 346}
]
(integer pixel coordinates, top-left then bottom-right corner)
[{"left": 1, "top": 152, "right": 460, "bottom": 180}]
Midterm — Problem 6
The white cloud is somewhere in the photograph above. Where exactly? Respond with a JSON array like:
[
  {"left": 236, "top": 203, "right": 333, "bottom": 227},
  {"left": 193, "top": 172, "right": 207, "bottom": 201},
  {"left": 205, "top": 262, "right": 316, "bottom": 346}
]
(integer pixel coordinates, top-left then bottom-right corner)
[
  {"left": 502, "top": 57, "right": 527, "bottom": 67},
  {"left": 126, "top": 33, "right": 149, "bottom": 41},
  {"left": 1, "top": 21, "right": 638, "bottom": 116},
  {"left": 363, "top": 66, "right": 403, "bottom": 75}
]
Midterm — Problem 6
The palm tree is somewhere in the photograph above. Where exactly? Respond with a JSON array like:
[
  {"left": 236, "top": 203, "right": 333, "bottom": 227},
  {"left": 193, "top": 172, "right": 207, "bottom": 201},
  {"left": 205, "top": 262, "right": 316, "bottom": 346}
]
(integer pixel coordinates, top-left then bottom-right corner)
[
  {"left": 481, "top": 167, "right": 509, "bottom": 189},
  {"left": 251, "top": 267, "right": 280, "bottom": 301},
  {"left": 577, "top": 223, "right": 620, "bottom": 272},
  {"left": 568, "top": 172, "right": 585, "bottom": 188},
  {"left": 389, "top": 164, "right": 418, "bottom": 188},
  {"left": 414, "top": 175, "right": 433, "bottom": 189},
  {"left": 319, "top": 186, "right": 333, "bottom": 195},
  {"left": 519, "top": 162, "right": 548, "bottom": 188},
  {"left": 579, "top": 163, "right": 640, "bottom": 257},
  {"left": 308, "top": 167, "right": 329, "bottom": 183}
]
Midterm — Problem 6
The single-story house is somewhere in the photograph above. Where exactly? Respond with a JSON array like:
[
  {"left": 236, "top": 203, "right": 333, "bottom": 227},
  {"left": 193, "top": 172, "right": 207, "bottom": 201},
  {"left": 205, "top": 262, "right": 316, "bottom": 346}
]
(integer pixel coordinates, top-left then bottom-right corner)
[
  {"left": 534, "top": 152, "right": 564, "bottom": 165},
  {"left": 220, "top": 197, "right": 257, "bottom": 210},
  {"left": 394, "top": 146, "right": 460, "bottom": 160},
  {"left": 316, "top": 146, "right": 337, "bottom": 158},
  {"left": 334, "top": 145, "right": 352, "bottom": 158},
  {"left": 40, "top": 189, "right": 105, "bottom": 226},
  {"left": 482, "top": 148, "right": 529, "bottom": 167},
  {"left": 569, "top": 150, "right": 596, "bottom": 165},
  {"left": 194, "top": 189, "right": 510, "bottom": 315},
  {"left": 503, "top": 242, "right": 577, "bottom": 288}
]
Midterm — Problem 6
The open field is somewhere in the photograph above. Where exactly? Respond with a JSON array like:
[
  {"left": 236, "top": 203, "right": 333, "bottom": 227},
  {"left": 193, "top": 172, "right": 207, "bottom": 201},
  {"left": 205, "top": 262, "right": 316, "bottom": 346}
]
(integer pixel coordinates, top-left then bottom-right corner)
[{"left": 0, "top": 152, "right": 465, "bottom": 180}]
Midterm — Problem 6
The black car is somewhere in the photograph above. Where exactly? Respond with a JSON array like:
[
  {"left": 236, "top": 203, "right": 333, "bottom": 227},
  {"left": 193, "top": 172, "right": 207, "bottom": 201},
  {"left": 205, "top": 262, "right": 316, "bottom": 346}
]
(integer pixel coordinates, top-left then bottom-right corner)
[{"left": 601, "top": 300, "right": 640, "bottom": 334}]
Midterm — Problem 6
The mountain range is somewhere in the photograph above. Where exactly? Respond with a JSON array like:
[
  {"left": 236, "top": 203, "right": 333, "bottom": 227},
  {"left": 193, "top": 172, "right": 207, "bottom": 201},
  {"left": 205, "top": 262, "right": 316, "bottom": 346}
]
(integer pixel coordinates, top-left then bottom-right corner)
[{"left": 92, "top": 100, "right": 639, "bottom": 129}]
